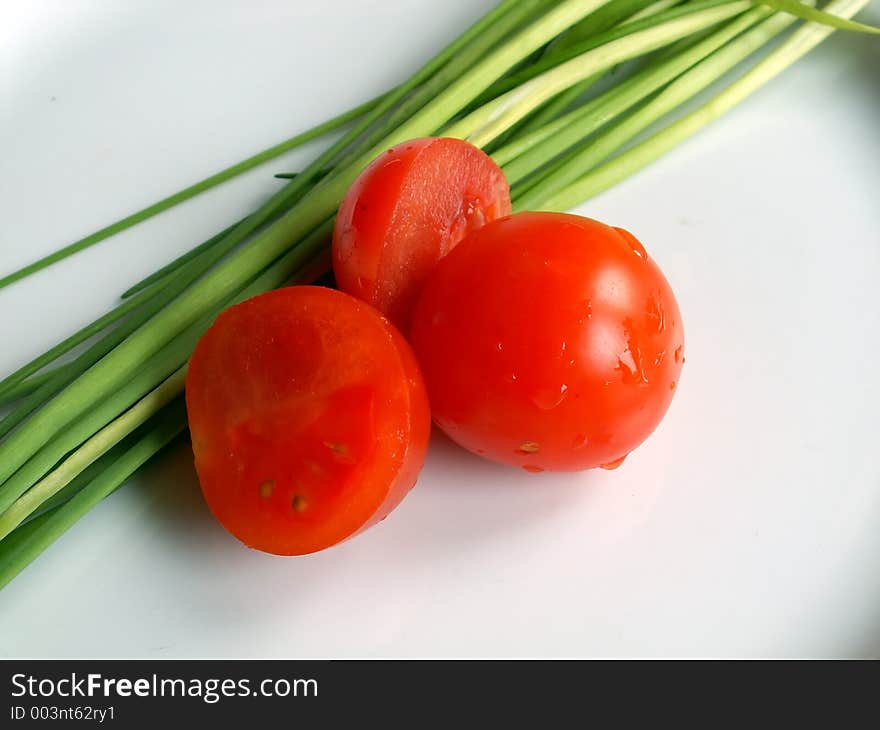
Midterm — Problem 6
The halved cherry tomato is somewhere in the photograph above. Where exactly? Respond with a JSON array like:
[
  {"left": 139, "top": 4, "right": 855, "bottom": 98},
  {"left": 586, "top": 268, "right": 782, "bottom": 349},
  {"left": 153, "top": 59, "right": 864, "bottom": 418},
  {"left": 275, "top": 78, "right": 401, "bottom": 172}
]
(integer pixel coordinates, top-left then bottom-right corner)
[
  {"left": 185, "top": 286, "right": 430, "bottom": 555},
  {"left": 410, "top": 212, "right": 684, "bottom": 473},
  {"left": 332, "top": 137, "right": 511, "bottom": 331}
]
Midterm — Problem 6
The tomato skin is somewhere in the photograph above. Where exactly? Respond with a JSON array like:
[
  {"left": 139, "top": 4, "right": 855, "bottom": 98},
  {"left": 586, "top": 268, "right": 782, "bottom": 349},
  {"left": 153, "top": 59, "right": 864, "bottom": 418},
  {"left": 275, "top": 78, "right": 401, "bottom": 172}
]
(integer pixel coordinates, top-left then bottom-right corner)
[
  {"left": 185, "top": 286, "right": 430, "bottom": 555},
  {"left": 410, "top": 212, "right": 684, "bottom": 472},
  {"left": 333, "top": 137, "right": 511, "bottom": 331}
]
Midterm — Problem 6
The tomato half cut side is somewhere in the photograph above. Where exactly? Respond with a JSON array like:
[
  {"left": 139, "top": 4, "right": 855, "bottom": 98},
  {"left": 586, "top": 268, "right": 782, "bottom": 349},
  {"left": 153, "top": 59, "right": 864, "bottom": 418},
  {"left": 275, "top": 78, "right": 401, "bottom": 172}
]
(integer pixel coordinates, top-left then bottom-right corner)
[
  {"left": 410, "top": 212, "right": 685, "bottom": 473},
  {"left": 332, "top": 137, "right": 511, "bottom": 331},
  {"left": 185, "top": 286, "right": 430, "bottom": 555}
]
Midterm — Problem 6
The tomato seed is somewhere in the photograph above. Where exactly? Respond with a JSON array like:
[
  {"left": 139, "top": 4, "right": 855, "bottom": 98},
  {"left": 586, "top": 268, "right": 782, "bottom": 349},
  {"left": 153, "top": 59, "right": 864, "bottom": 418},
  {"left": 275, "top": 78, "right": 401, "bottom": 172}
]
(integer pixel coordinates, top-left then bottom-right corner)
[
  {"left": 258, "top": 480, "right": 275, "bottom": 498},
  {"left": 292, "top": 495, "right": 308, "bottom": 513}
]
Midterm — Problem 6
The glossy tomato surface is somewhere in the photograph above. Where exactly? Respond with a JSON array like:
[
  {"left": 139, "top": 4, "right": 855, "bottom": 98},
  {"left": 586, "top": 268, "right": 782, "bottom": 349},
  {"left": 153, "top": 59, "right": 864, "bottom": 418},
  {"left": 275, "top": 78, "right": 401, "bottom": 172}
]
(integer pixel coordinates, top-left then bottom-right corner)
[
  {"left": 410, "top": 212, "right": 684, "bottom": 472},
  {"left": 186, "top": 286, "right": 430, "bottom": 555},
  {"left": 332, "top": 137, "right": 511, "bottom": 331}
]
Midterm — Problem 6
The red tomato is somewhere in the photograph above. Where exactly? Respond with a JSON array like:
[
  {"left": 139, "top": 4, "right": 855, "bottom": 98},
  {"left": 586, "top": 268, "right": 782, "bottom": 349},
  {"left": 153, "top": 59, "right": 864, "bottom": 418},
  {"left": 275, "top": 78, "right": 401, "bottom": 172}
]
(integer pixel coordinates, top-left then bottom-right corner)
[
  {"left": 185, "top": 286, "right": 430, "bottom": 555},
  {"left": 410, "top": 212, "right": 684, "bottom": 473},
  {"left": 332, "top": 137, "right": 511, "bottom": 331}
]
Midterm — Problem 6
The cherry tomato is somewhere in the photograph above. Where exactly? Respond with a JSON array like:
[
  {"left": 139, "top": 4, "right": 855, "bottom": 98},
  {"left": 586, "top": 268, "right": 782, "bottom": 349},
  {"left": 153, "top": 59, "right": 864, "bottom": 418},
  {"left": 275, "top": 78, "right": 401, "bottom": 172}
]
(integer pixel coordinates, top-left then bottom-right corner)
[
  {"left": 186, "top": 286, "right": 430, "bottom": 555},
  {"left": 332, "top": 137, "right": 511, "bottom": 331},
  {"left": 410, "top": 212, "right": 684, "bottom": 473}
]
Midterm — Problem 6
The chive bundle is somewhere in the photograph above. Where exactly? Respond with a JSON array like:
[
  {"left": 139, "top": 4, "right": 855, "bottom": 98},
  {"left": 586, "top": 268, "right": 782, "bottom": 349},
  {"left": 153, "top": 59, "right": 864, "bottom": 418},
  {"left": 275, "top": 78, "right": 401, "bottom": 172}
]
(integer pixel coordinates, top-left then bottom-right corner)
[{"left": 0, "top": 0, "right": 874, "bottom": 589}]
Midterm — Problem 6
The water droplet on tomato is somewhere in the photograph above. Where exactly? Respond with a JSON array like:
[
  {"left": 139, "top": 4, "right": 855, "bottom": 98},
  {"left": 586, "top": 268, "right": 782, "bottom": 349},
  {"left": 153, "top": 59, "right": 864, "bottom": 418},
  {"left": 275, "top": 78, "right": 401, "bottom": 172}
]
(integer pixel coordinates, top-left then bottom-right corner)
[
  {"left": 670, "top": 381, "right": 676, "bottom": 390},
  {"left": 572, "top": 433, "right": 588, "bottom": 449},
  {"left": 614, "top": 227, "right": 648, "bottom": 261},
  {"left": 646, "top": 296, "right": 666, "bottom": 333},
  {"left": 600, "top": 455, "right": 627, "bottom": 470},
  {"left": 616, "top": 351, "right": 649, "bottom": 386},
  {"left": 531, "top": 383, "right": 568, "bottom": 410},
  {"left": 674, "top": 345, "right": 684, "bottom": 365},
  {"left": 523, "top": 464, "right": 544, "bottom": 474},
  {"left": 617, "top": 323, "right": 649, "bottom": 385}
]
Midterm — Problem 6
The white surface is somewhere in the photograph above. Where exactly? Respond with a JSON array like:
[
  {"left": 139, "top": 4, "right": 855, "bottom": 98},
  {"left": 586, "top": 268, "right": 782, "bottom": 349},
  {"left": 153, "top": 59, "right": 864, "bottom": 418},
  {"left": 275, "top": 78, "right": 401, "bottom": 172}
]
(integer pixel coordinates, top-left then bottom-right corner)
[{"left": 1, "top": 0, "right": 879, "bottom": 659}]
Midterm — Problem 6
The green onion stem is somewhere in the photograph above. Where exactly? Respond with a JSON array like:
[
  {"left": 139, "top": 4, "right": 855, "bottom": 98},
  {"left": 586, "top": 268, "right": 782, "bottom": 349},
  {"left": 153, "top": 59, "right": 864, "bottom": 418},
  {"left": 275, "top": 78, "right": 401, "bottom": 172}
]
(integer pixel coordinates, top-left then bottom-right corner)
[
  {"left": 21, "top": 440, "right": 134, "bottom": 525},
  {"left": 0, "top": 402, "right": 188, "bottom": 591},
  {"left": 630, "top": 0, "right": 685, "bottom": 22},
  {"left": 501, "top": 4, "right": 776, "bottom": 187},
  {"left": 0, "top": 283, "right": 160, "bottom": 403},
  {"left": 0, "top": 96, "right": 382, "bottom": 292},
  {"left": 446, "top": 0, "right": 752, "bottom": 147},
  {"left": 553, "top": 0, "right": 662, "bottom": 53},
  {"left": 512, "top": 76, "right": 598, "bottom": 138},
  {"left": 314, "top": 0, "right": 555, "bottom": 191},
  {"left": 0, "top": 368, "right": 187, "bottom": 540},
  {"left": 515, "top": 9, "right": 803, "bottom": 209},
  {"left": 0, "top": 366, "right": 71, "bottom": 409},
  {"left": 495, "top": 0, "right": 696, "bottom": 142},
  {"left": 0, "top": 233, "right": 237, "bottom": 440},
  {"left": 119, "top": 217, "right": 245, "bottom": 299},
  {"left": 0, "top": 326, "right": 202, "bottom": 516},
  {"left": 761, "top": 0, "right": 879, "bottom": 32},
  {"left": 538, "top": 0, "right": 871, "bottom": 211},
  {"left": 482, "top": 0, "right": 738, "bottom": 100}
]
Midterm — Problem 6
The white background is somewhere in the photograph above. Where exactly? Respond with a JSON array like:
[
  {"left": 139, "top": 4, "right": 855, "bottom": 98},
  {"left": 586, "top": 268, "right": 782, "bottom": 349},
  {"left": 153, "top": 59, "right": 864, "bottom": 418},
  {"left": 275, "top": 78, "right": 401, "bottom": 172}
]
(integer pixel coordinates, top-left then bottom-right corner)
[{"left": 1, "top": 0, "right": 878, "bottom": 658}]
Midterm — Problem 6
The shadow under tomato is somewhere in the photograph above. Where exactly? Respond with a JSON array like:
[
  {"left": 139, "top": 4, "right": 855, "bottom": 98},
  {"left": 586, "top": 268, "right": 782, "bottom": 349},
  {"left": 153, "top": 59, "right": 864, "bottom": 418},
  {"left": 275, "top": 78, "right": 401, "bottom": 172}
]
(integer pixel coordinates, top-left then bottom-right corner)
[
  {"left": 409, "top": 424, "right": 672, "bottom": 551},
  {"left": 129, "top": 422, "right": 668, "bottom": 637},
  {"left": 390, "top": 426, "right": 598, "bottom": 546},
  {"left": 141, "top": 422, "right": 669, "bottom": 561},
  {"left": 139, "top": 443, "right": 221, "bottom": 541}
]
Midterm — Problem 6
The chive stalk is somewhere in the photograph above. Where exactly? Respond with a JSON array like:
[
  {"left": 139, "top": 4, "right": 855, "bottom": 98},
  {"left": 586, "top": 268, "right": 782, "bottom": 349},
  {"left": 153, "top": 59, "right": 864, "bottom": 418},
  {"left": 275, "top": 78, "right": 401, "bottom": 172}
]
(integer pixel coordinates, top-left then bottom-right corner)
[
  {"left": 498, "top": 3, "right": 775, "bottom": 184},
  {"left": 538, "top": 0, "right": 872, "bottom": 210},
  {"left": 0, "top": 97, "right": 381, "bottom": 292},
  {"left": 0, "top": 368, "right": 187, "bottom": 540},
  {"left": 119, "top": 218, "right": 245, "bottom": 299},
  {"left": 514, "top": 7, "right": 802, "bottom": 209},
  {"left": 0, "top": 403, "right": 188, "bottom": 591},
  {"left": 447, "top": 0, "right": 752, "bottom": 147}
]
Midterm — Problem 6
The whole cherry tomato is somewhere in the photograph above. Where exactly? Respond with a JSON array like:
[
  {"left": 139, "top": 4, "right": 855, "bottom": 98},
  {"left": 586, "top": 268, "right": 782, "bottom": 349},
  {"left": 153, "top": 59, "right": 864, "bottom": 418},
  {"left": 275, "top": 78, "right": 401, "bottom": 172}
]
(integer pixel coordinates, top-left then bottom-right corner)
[{"left": 410, "top": 212, "right": 684, "bottom": 472}]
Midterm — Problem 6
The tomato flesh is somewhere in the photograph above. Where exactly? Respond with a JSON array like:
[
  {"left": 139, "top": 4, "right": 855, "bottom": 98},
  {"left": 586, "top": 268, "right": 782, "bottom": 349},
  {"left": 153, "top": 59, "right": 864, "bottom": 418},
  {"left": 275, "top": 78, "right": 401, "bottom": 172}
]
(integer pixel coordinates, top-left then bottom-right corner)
[
  {"left": 333, "top": 137, "right": 511, "bottom": 331},
  {"left": 186, "top": 286, "right": 430, "bottom": 555},
  {"left": 410, "top": 212, "right": 684, "bottom": 472}
]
